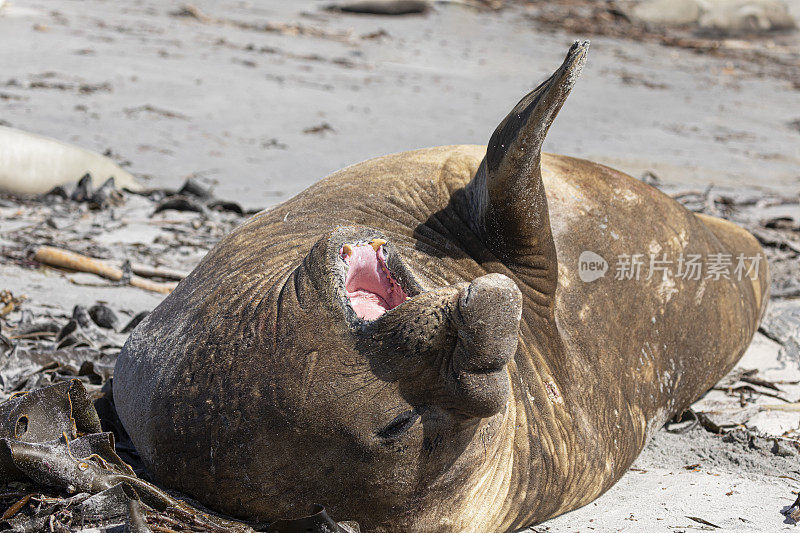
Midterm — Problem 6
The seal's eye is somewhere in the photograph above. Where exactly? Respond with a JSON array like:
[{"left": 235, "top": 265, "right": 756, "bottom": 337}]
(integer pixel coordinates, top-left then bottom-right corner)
[
  {"left": 376, "top": 409, "right": 420, "bottom": 442},
  {"left": 340, "top": 239, "right": 408, "bottom": 321}
]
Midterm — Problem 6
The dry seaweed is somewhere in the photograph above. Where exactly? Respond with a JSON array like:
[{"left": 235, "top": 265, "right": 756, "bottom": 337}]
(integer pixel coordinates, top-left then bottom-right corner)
[
  {"left": 1, "top": 176, "right": 256, "bottom": 296},
  {"left": 0, "top": 380, "right": 354, "bottom": 532},
  {"left": 670, "top": 187, "right": 800, "bottom": 301},
  {"left": 525, "top": 0, "right": 800, "bottom": 88}
]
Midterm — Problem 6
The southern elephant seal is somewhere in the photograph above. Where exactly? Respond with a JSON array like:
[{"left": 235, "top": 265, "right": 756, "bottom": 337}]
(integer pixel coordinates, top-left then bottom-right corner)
[
  {"left": 327, "top": 1, "right": 431, "bottom": 15},
  {"left": 113, "top": 42, "right": 768, "bottom": 531},
  {"left": 0, "top": 126, "right": 141, "bottom": 194}
]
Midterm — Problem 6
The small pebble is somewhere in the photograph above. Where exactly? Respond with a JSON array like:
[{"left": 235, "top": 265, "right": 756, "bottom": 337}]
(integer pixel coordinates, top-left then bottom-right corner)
[
  {"left": 89, "top": 304, "right": 119, "bottom": 330},
  {"left": 57, "top": 319, "right": 78, "bottom": 341},
  {"left": 72, "top": 305, "right": 93, "bottom": 328},
  {"left": 121, "top": 311, "right": 149, "bottom": 333},
  {"left": 177, "top": 177, "right": 212, "bottom": 199},
  {"left": 70, "top": 173, "right": 94, "bottom": 202}
]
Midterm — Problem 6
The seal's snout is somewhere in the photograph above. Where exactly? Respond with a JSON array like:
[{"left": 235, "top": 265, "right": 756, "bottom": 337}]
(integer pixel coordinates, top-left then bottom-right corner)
[
  {"left": 455, "top": 274, "right": 522, "bottom": 373},
  {"left": 360, "top": 270, "right": 521, "bottom": 419},
  {"left": 448, "top": 273, "right": 522, "bottom": 418}
]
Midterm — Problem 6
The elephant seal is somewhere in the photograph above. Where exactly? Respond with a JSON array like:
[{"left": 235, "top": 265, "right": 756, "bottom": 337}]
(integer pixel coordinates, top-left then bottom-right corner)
[
  {"left": 0, "top": 126, "right": 141, "bottom": 195},
  {"left": 114, "top": 41, "right": 768, "bottom": 532},
  {"left": 328, "top": 1, "right": 430, "bottom": 15}
]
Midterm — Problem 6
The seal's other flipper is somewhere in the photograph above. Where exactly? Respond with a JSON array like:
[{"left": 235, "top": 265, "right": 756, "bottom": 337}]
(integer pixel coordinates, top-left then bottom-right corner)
[{"left": 467, "top": 41, "right": 588, "bottom": 302}]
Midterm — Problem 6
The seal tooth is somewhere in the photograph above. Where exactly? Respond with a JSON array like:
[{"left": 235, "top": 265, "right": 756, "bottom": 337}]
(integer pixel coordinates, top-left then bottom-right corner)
[
  {"left": 380, "top": 264, "right": 393, "bottom": 283},
  {"left": 341, "top": 244, "right": 353, "bottom": 258},
  {"left": 370, "top": 238, "right": 387, "bottom": 252}
]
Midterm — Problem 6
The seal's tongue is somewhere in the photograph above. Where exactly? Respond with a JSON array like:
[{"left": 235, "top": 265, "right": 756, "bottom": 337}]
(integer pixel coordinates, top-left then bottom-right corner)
[{"left": 341, "top": 241, "right": 408, "bottom": 320}]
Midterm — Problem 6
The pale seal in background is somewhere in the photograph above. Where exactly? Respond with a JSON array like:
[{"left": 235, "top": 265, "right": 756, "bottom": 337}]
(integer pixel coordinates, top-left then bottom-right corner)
[{"left": 0, "top": 126, "right": 141, "bottom": 194}]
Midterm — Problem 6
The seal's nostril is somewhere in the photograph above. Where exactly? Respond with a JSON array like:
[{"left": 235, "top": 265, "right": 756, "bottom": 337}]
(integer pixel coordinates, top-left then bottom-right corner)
[
  {"left": 453, "top": 274, "right": 522, "bottom": 374},
  {"left": 15, "top": 415, "right": 28, "bottom": 438}
]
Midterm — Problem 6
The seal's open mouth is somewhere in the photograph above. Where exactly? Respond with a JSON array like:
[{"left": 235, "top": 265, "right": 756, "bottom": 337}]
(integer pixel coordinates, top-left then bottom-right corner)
[{"left": 340, "top": 239, "right": 409, "bottom": 320}]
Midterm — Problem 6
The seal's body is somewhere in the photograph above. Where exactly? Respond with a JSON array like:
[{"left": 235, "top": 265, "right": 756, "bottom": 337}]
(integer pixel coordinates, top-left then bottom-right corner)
[{"left": 114, "top": 43, "right": 767, "bottom": 532}]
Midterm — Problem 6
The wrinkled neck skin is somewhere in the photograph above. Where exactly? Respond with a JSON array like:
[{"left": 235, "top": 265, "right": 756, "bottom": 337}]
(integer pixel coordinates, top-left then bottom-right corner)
[
  {"left": 421, "top": 174, "right": 590, "bottom": 532},
  {"left": 430, "top": 44, "right": 603, "bottom": 531},
  {"left": 270, "top": 163, "right": 590, "bottom": 532},
  {"left": 277, "top": 42, "right": 594, "bottom": 531}
]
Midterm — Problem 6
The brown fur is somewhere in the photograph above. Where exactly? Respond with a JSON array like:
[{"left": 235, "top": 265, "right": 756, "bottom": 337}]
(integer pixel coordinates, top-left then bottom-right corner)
[{"left": 113, "top": 43, "right": 767, "bottom": 532}]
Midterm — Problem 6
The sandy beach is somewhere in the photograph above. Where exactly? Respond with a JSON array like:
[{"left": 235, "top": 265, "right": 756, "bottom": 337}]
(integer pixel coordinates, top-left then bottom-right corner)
[{"left": 1, "top": 1, "right": 799, "bottom": 531}]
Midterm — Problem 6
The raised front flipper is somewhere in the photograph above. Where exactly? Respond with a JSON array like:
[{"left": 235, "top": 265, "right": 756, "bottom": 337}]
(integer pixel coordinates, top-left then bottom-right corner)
[{"left": 467, "top": 41, "right": 589, "bottom": 302}]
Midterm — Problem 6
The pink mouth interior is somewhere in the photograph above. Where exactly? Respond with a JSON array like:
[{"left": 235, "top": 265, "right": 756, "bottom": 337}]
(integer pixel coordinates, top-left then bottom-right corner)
[{"left": 341, "top": 243, "right": 408, "bottom": 321}]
